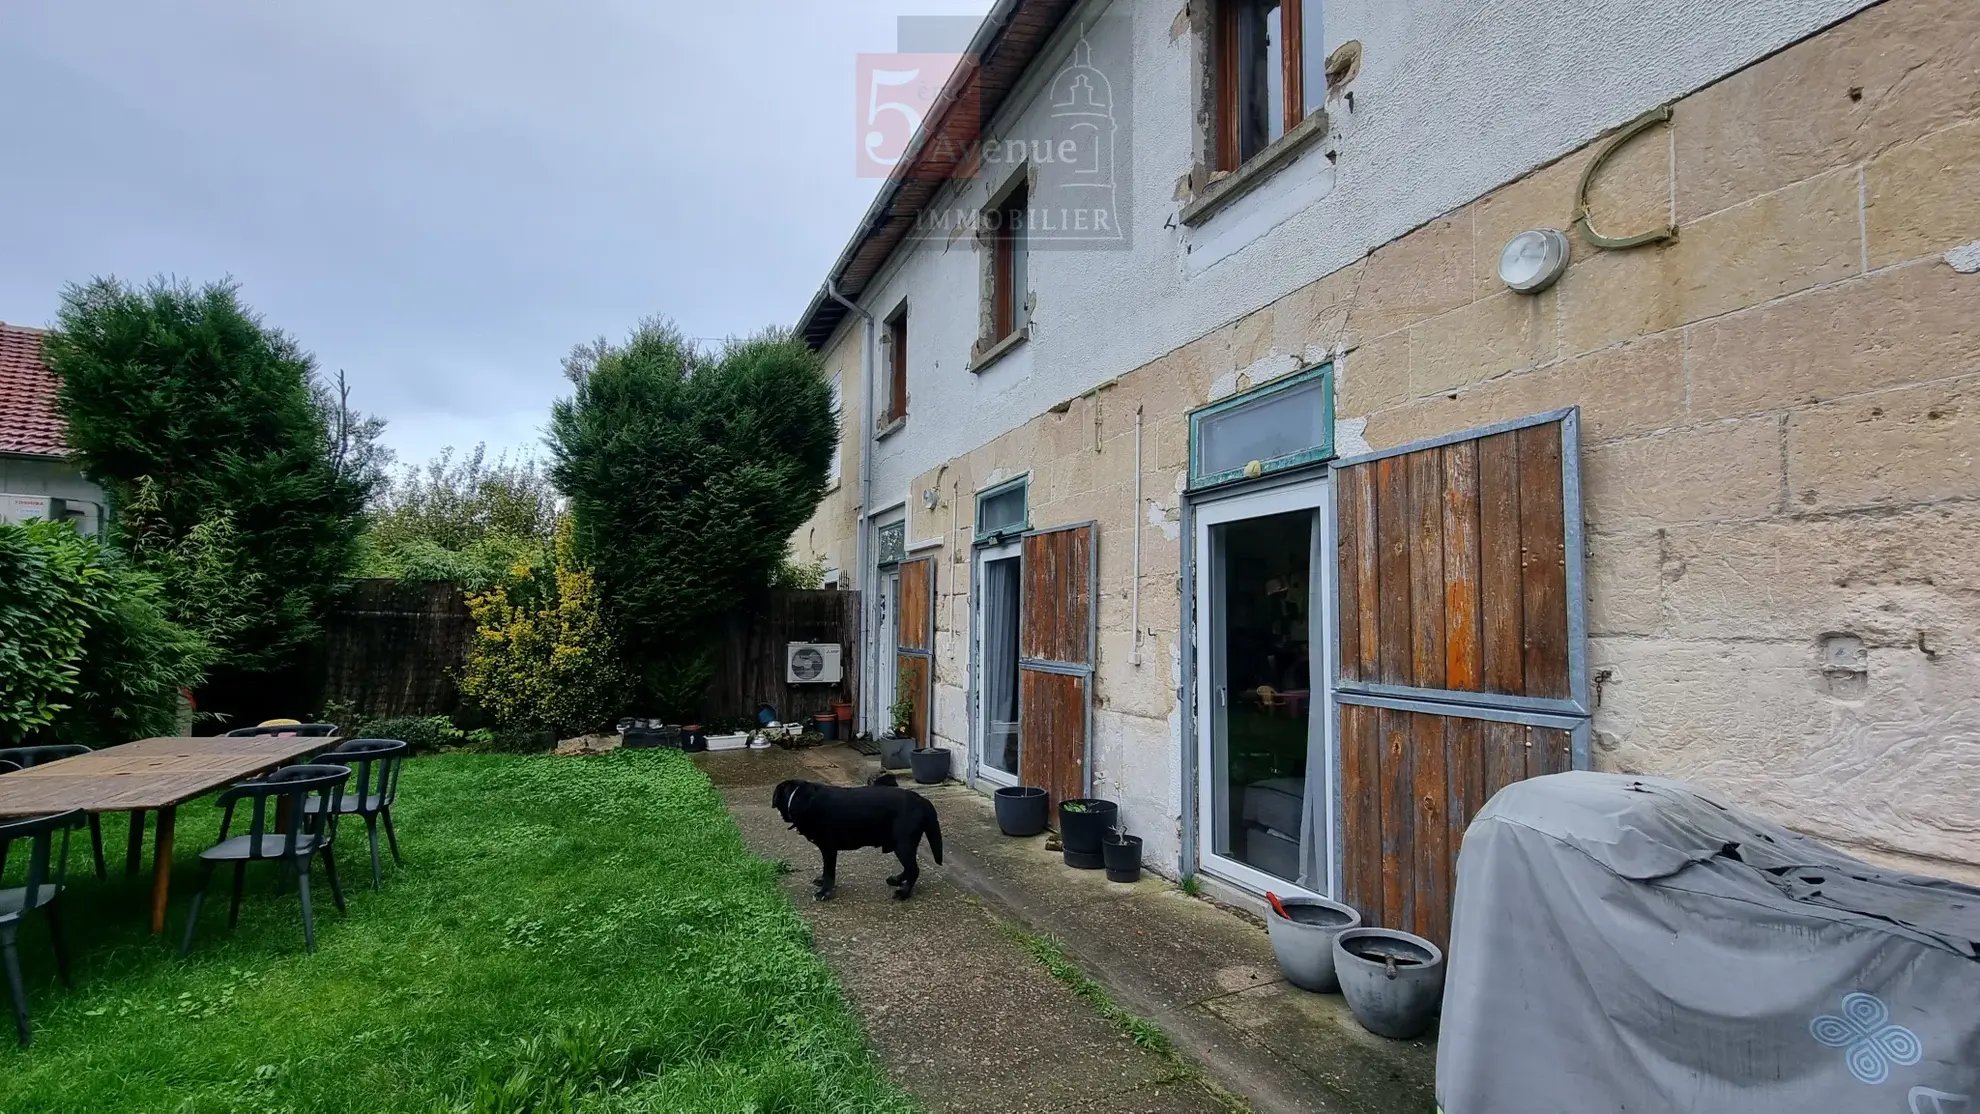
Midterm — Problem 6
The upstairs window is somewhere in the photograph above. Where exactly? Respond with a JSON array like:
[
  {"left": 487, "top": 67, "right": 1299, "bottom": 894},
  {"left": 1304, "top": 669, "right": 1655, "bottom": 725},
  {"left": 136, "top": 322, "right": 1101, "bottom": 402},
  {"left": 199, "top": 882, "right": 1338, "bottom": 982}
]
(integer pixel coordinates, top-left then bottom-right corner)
[
  {"left": 883, "top": 304, "right": 909, "bottom": 426},
  {"left": 1216, "top": 0, "right": 1324, "bottom": 171},
  {"left": 991, "top": 179, "right": 1029, "bottom": 343}
]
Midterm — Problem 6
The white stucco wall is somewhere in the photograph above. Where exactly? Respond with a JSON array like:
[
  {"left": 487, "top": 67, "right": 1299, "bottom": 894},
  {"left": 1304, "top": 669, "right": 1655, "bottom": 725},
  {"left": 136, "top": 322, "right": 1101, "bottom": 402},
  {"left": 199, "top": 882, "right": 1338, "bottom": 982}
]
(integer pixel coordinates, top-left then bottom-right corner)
[{"left": 845, "top": 0, "right": 1877, "bottom": 508}]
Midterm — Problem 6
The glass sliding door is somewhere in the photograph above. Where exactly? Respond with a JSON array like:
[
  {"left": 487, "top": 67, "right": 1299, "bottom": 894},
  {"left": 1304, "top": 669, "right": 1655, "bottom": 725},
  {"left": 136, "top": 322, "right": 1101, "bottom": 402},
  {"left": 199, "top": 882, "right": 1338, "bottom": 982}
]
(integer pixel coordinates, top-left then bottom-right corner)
[
  {"left": 974, "top": 541, "right": 1023, "bottom": 783},
  {"left": 1194, "top": 479, "right": 1334, "bottom": 898}
]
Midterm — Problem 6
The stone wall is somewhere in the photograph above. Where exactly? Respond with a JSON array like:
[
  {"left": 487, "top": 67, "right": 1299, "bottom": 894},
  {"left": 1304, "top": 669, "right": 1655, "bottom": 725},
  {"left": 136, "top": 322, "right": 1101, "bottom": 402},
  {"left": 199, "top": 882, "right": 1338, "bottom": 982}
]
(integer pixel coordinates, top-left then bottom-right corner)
[{"left": 796, "top": 0, "right": 1980, "bottom": 881}]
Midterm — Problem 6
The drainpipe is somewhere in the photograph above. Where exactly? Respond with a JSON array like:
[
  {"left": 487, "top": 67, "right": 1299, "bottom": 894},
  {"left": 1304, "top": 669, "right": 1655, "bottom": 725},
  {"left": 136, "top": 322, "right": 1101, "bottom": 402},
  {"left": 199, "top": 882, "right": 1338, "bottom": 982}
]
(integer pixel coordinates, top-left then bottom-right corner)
[{"left": 826, "top": 279, "right": 878, "bottom": 737}]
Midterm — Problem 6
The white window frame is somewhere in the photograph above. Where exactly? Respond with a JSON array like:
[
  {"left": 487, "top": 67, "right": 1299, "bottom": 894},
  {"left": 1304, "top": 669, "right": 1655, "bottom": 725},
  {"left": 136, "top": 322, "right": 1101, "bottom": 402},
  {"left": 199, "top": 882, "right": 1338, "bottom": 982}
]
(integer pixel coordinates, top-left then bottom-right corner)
[{"left": 1191, "top": 475, "right": 1338, "bottom": 901}]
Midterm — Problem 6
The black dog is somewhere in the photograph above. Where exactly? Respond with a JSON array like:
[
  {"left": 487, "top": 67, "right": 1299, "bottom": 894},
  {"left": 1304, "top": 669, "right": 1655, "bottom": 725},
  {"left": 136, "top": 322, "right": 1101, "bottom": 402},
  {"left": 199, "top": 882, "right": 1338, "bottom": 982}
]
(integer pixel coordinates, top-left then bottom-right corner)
[{"left": 772, "top": 778, "right": 943, "bottom": 901}]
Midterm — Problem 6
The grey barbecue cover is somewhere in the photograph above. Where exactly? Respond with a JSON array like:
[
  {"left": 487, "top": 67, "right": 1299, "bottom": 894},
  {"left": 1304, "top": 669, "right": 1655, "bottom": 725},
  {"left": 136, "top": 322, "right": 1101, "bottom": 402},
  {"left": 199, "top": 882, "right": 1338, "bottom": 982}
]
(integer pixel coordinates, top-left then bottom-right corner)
[{"left": 1437, "top": 771, "right": 1979, "bottom": 1114}]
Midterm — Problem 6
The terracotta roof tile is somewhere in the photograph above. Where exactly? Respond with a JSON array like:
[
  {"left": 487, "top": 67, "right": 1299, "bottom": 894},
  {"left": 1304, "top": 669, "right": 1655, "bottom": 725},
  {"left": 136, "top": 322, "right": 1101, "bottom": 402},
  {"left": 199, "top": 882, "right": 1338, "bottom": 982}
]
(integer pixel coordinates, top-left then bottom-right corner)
[{"left": 0, "top": 322, "right": 68, "bottom": 458}]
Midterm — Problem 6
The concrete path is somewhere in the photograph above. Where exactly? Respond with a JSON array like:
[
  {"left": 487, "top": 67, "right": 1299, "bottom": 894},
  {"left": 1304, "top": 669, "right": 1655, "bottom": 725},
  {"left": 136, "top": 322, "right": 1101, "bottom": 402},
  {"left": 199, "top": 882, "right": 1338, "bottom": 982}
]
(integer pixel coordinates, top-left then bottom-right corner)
[{"left": 701, "top": 746, "right": 1436, "bottom": 1114}]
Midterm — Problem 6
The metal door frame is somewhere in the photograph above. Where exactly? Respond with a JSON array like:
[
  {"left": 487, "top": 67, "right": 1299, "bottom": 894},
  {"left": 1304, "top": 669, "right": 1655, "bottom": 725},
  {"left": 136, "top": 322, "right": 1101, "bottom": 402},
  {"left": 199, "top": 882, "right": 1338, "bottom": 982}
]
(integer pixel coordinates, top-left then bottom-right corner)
[
  {"left": 1187, "top": 474, "right": 1337, "bottom": 900},
  {"left": 969, "top": 538, "right": 1024, "bottom": 787}
]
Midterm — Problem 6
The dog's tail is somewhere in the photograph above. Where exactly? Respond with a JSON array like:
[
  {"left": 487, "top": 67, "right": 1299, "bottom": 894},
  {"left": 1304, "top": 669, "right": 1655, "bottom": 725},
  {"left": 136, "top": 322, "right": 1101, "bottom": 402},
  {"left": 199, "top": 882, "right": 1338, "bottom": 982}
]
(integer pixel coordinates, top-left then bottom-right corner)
[
  {"left": 924, "top": 802, "right": 944, "bottom": 864},
  {"left": 870, "top": 772, "right": 898, "bottom": 786}
]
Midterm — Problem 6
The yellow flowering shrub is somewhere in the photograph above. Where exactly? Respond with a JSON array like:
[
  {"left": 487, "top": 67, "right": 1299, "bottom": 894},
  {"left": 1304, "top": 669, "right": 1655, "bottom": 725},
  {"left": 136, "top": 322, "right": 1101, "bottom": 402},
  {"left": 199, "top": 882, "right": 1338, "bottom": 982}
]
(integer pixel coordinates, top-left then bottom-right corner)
[{"left": 458, "top": 517, "right": 627, "bottom": 737}]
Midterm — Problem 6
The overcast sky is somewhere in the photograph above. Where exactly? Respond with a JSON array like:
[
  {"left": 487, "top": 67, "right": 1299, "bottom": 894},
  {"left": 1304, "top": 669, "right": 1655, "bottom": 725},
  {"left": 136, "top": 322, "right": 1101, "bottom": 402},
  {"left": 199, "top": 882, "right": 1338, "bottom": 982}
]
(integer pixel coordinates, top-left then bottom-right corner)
[{"left": 0, "top": 0, "right": 990, "bottom": 471}]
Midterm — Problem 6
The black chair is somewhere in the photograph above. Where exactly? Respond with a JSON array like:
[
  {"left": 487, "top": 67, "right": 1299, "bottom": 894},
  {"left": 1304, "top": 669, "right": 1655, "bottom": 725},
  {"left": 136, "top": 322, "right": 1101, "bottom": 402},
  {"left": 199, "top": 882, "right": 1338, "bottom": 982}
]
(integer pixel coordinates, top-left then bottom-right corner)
[
  {"left": 224, "top": 723, "right": 340, "bottom": 738},
  {"left": 0, "top": 747, "right": 109, "bottom": 879},
  {"left": 0, "top": 809, "right": 85, "bottom": 1045},
  {"left": 308, "top": 739, "right": 408, "bottom": 890},
  {"left": 180, "top": 764, "right": 350, "bottom": 956}
]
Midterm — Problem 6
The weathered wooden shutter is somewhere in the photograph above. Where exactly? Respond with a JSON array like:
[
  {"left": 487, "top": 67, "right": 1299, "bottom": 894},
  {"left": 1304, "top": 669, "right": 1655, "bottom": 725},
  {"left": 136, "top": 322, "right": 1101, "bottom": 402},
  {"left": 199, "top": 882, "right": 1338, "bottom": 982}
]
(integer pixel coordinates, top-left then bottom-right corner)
[
  {"left": 896, "top": 555, "right": 936, "bottom": 747},
  {"left": 1332, "top": 409, "right": 1588, "bottom": 946},
  {"left": 1017, "top": 523, "right": 1096, "bottom": 813}
]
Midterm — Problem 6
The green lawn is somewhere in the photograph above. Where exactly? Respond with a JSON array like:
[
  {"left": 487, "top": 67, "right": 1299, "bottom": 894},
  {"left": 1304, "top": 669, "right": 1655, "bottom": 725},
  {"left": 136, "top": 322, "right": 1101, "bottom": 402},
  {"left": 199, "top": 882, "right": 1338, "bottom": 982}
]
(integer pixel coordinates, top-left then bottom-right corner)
[{"left": 0, "top": 750, "right": 916, "bottom": 1114}]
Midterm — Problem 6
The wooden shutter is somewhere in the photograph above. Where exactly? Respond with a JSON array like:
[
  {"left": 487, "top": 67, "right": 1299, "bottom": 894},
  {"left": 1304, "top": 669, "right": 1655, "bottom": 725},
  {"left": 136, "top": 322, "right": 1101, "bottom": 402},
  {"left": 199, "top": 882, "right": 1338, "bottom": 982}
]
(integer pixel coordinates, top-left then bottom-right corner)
[
  {"left": 896, "top": 555, "right": 936, "bottom": 747},
  {"left": 1332, "top": 409, "right": 1588, "bottom": 947},
  {"left": 1017, "top": 523, "right": 1096, "bottom": 813}
]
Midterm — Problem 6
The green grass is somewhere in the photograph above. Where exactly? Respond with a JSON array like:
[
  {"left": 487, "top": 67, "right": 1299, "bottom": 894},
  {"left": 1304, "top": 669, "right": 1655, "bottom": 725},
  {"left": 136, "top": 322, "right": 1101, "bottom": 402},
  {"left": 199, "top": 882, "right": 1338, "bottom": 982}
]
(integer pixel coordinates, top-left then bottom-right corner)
[{"left": 0, "top": 750, "right": 916, "bottom": 1114}]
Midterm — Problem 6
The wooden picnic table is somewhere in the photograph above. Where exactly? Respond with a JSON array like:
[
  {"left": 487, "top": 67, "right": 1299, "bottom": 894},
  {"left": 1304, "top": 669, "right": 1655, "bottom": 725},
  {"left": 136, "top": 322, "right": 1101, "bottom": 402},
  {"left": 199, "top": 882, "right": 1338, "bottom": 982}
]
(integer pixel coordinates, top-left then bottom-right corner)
[{"left": 0, "top": 736, "right": 339, "bottom": 934}]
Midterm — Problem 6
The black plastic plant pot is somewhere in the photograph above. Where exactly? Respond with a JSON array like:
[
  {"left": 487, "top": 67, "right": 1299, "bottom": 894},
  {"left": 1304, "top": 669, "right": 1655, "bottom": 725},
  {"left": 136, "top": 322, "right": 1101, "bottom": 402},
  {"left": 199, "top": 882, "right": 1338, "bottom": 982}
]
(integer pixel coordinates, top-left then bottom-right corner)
[
  {"left": 908, "top": 746, "right": 951, "bottom": 784},
  {"left": 994, "top": 786, "right": 1050, "bottom": 837},
  {"left": 1102, "top": 834, "right": 1142, "bottom": 883},
  {"left": 1058, "top": 798, "right": 1118, "bottom": 869}
]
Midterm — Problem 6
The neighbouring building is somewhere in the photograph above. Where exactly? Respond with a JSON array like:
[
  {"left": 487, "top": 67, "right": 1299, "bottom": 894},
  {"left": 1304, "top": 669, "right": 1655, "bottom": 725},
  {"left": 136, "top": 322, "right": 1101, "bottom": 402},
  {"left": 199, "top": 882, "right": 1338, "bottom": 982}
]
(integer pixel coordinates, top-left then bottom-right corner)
[
  {"left": 0, "top": 322, "right": 106, "bottom": 536},
  {"left": 789, "top": 0, "right": 1980, "bottom": 942}
]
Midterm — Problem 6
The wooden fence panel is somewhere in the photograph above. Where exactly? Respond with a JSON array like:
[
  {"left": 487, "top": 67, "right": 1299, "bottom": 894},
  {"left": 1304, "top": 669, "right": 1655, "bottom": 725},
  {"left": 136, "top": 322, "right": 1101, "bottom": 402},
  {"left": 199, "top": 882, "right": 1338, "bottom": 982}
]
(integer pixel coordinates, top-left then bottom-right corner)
[
  {"left": 319, "top": 582, "right": 861, "bottom": 728},
  {"left": 319, "top": 580, "right": 473, "bottom": 718},
  {"left": 705, "top": 589, "right": 862, "bottom": 725}
]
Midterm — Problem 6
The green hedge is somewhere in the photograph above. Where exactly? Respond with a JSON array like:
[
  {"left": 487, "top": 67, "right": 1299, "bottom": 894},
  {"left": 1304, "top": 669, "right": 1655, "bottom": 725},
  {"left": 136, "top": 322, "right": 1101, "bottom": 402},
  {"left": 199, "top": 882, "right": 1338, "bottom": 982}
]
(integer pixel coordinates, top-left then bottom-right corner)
[{"left": 0, "top": 521, "right": 214, "bottom": 747}]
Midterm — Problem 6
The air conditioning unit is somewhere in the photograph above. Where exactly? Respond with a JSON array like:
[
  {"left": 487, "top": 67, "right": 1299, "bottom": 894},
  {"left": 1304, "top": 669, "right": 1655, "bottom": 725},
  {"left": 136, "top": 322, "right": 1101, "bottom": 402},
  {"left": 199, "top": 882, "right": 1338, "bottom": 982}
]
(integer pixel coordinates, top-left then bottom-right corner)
[
  {"left": 0, "top": 495, "right": 101, "bottom": 535},
  {"left": 1, "top": 494, "right": 53, "bottom": 525},
  {"left": 786, "top": 642, "right": 844, "bottom": 685}
]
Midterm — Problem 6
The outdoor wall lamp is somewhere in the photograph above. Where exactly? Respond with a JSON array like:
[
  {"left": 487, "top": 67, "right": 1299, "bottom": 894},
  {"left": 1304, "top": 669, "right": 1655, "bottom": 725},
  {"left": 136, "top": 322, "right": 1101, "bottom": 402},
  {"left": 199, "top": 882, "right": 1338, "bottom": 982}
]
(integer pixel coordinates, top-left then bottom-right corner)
[{"left": 1498, "top": 228, "right": 1570, "bottom": 294}]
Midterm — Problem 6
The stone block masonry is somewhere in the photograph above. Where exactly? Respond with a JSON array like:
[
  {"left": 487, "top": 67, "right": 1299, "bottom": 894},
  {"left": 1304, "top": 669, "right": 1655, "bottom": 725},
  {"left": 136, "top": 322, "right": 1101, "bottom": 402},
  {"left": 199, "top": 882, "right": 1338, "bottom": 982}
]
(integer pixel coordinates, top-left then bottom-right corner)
[{"left": 791, "top": 0, "right": 1980, "bottom": 883}]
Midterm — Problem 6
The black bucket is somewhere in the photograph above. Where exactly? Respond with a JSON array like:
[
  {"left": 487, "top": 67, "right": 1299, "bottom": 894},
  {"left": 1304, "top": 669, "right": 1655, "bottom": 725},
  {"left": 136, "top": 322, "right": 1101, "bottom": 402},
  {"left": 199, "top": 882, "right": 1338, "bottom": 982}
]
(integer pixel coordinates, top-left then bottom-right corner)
[
  {"left": 994, "top": 786, "right": 1049, "bottom": 836},
  {"left": 1058, "top": 798, "right": 1118, "bottom": 869}
]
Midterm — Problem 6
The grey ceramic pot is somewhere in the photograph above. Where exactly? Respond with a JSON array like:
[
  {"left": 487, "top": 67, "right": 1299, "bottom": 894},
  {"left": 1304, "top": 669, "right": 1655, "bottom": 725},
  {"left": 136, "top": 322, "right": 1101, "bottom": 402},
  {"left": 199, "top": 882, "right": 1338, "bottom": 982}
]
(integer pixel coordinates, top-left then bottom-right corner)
[
  {"left": 994, "top": 786, "right": 1050, "bottom": 837},
  {"left": 879, "top": 735, "right": 914, "bottom": 770},
  {"left": 1265, "top": 897, "right": 1362, "bottom": 993},
  {"left": 1332, "top": 928, "right": 1445, "bottom": 1040},
  {"left": 908, "top": 746, "right": 952, "bottom": 784}
]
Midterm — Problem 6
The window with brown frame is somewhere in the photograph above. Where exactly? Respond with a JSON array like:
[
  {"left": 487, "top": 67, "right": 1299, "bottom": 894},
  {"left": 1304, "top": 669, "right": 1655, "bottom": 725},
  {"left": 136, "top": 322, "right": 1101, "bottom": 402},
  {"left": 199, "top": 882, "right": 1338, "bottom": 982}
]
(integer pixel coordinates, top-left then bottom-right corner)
[
  {"left": 990, "top": 178, "right": 1029, "bottom": 343},
  {"left": 1216, "top": 0, "right": 1325, "bottom": 172},
  {"left": 885, "top": 305, "right": 909, "bottom": 424}
]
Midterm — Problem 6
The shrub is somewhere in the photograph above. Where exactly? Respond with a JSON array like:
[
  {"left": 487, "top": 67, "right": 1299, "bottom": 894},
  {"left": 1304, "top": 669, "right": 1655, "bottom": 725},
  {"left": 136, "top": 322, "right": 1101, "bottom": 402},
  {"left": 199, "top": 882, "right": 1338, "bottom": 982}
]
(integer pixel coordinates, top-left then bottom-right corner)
[
  {"left": 367, "top": 444, "right": 558, "bottom": 555},
  {"left": 548, "top": 321, "right": 835, "bottom": 714},
  {"left": 331, "top": 714, "right": 464, "bottom": 754},
  {"left": 354, "top": 535, "right": 545, "bottom": 593},
  {"left": 358, "top": 445, "right": 557, "bottom": 590},
  {"left": 457, "top": 519, "right": 628, "bottom": 739},
  {"left": 772, "top": 551, "right": 830, "bottom": 591},
  {"left": 0, "top": 521, "right": 214, "bottom": 747},
  {"left": 44, "top": 277, "right": 383, "bottom": 678}
]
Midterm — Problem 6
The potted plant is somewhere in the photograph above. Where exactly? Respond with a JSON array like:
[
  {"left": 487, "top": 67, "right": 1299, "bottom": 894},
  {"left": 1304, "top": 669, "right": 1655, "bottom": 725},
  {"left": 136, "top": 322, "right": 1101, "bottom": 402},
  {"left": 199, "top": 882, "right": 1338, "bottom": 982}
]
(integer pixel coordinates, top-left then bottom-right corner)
[
  {"left": 812, "top": 711, "right": 840, "bottom": 741},
  {"left": 879, "top": 685, "right": 915, "bottom": 770},
  {"left": 908, "top": 744, "right": 951, "bottom": 784},
  {"left": 1101, "top": 822, "right": 1142, "bottom": 883},
  {"left": 1057, "top": 798, "right": 1118, "bottom": 869},
  {"left": 1332, "top": 927, "right": 1446, "bottom": 1040},
  {"left": 994, "top": 786, "right": 1049, "bottom": 836},
  {"left": 1264, "top": 892, "right": 1362, "bottom": 993}
]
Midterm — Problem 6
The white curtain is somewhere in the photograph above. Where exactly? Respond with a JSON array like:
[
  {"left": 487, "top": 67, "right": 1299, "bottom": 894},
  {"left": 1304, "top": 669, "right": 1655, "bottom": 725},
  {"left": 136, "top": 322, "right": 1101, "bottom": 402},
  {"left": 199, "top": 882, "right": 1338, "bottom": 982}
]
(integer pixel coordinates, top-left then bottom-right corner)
[
  {"left": 983, "top": 557, "right": 1022, "bottom": 776},
  {"left": 1298, "top": 509, "right": 1331, "bottom": 894}
]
